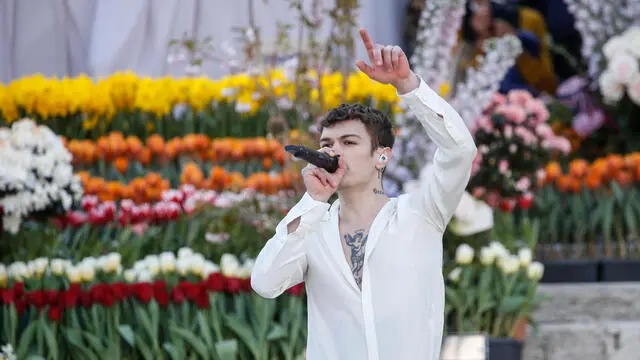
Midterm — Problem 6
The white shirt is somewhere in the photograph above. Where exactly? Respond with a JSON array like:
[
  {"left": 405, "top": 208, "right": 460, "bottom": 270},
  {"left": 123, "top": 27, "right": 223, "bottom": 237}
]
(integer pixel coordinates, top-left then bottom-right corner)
[{"left": 250, "top": 77, "right": 477, "bottom": 360}]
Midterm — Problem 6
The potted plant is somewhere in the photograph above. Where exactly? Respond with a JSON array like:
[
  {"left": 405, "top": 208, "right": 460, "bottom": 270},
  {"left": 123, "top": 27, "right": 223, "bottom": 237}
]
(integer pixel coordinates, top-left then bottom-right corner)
[
  {"left": 444, "top": 242, "right": 547, "bottom": 360},
  {"left": 536, "top": 153, "right": 640, "bottom": 282}
]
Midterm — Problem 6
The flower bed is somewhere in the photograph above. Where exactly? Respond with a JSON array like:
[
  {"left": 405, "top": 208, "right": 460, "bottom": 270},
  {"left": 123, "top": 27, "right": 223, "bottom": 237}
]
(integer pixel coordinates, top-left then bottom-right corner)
[{"left": 0, "top": 250, "right": 307, "bottom": 360}]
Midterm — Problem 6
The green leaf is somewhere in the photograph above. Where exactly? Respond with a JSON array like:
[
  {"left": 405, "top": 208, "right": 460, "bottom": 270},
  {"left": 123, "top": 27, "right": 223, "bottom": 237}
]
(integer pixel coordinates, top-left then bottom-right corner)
[
  {"left": 215, "top": 340, "right": 239, "bottom": 360},
  {"left": 82, "top": 331, "right": 106, "bottom": 353},
  {"left": 40, "top": 319, "right": 58, "bottom": 360},
  {"left": 266, "top": 324, "right": 288, "bottom": 341},
  {"left": 118, "top": 325, "right": 135, "bottom": 347},
  {"left": 17, "top": 320, "right": 38, "bottom": 358},
  {"left": 169, "top": 325, "right": 209, "bottom": 359},
  {"left": 499, "top": 295, "right": 527, "bottom": 313},
  {"left": 223, "top": 314, "right": 260, "bottom": 358},
  {"left": 163, "top": 343, "right": 184, "bottom": 360},
  {"left": 134, "top": 333, "right": 155, "bottom": 360},
  {"left": 63, "top": 327, "right": 99, "bottom": 360},
  {"left": 197, "top": 311, "right": 214, "bottom": 350}
]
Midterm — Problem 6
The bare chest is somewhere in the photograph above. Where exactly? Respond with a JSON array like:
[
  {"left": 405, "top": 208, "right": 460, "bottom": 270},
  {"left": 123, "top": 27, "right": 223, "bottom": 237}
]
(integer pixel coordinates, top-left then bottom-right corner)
[{"left": 339, "top": 225, "right": 371, "bottom": 289}]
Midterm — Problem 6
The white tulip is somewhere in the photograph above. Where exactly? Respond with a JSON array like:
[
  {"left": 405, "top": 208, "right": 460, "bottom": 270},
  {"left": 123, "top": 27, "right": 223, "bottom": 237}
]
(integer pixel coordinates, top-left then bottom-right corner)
[
  {"left": 220, "top": 254, "right": 240, "bottom": 277},
  {"left": 159, "top": 252, "right": 176, "bottom": 273},
  {"left": 8, "top": 262, "right": 28, "bottom": 281},
  {"left": 137, "top": 270, "right": 154, "bottom": 283},
  {"left": 479, "top": 247, "right": 496, "bottom": 265},
  {"left": 455, "top": 244, "right": 474, "bottom": 264},
  {"left": 144, "top": 256, "right": 160, "bottom": 275},
  {"left": 517, "top": 248, "right": 533, "bottom": 267},
  {"left": 102, "top": 253, "right": 121, "bottom": 273},
  {"left": 176, "top": 258, "right": 190, "bottom": 276},
  {"left": 66, "top": 266, "right": 82, "bottom": 283},
  {"left": 189, "top": 254, "right": 206, "bottom": 276},
  {"left": 79, "top": 263, "right": 95, "bottom": 282},
  {"left": 527, "top": 261, "right": 545, "bottom": 281},
  {"left": 178, "top": 247, "right": 193, "bottom": 259},
  {"left": 448, "top": 267, "right": 462, "bottom": 282},
  {"left": 133, "top": 261, "right": 147, "bottom": 272},
  {"left": 202, "top": 261, "right": 220, "bottom": 279},
  {"left": 489, "top": 241, "right": 508, "bottom": 258},
  {"left": 50, "top": 259, "right": 67, "bottom": 275},
  {"left": 32, "top": 258, "right": 48, "bottom": 277},
  {"left": 123, "top": 269, "right": 136, "bottom": 283},
  {"left": 498, "top": 255, "right": 520, "bottom": 274}
]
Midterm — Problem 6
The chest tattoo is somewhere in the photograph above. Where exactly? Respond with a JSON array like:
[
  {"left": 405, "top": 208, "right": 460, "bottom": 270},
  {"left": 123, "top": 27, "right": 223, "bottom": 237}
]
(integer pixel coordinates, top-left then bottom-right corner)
[{"left": 344, "top": 229, "right": 368, "bottom": 289}]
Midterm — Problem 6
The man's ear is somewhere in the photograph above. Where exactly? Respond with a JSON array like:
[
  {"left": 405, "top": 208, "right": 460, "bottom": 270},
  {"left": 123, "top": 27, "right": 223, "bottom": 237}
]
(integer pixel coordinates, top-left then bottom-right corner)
[{"left": 376, "top": 147, "right": 392, "bottom": 168}]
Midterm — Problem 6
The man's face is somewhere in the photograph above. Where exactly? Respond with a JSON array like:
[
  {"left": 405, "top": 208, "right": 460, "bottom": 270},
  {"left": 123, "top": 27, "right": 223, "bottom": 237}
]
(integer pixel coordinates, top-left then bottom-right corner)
[{"left": 319, "top": 119, "right": 381, "bottom": 189}]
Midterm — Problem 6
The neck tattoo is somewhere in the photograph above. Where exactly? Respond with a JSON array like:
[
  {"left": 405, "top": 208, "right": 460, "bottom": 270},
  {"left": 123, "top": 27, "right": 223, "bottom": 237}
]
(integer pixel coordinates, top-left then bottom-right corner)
[
  {"left": 373, "top": 188, "right": 384, "bottom": 195},
  {"left": 344, "top": 229, "right": 368, "bottom": 289}
]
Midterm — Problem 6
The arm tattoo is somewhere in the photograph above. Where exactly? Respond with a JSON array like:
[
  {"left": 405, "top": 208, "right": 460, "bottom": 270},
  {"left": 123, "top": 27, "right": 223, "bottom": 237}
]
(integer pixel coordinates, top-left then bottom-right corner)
[{"left": 344, "top": 229, "right": 368, "bottom": 289}]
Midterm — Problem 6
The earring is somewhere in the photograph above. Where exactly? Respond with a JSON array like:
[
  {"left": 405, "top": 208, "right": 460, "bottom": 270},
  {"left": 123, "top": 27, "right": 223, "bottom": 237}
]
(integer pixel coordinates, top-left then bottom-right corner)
[{"left": 379, "top": 154, "right": 387, "bottom": 163}]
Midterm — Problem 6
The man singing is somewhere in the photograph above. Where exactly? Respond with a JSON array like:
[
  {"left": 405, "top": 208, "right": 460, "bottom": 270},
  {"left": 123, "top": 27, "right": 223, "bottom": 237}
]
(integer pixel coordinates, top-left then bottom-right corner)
[{"left": 251, "top": 28, "right": 477, "bottom": 359}]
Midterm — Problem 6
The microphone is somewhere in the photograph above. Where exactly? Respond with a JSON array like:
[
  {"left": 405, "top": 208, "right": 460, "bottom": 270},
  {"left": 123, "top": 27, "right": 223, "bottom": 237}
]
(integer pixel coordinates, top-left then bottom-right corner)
[{"left": 284, "top": 145, "right": 340, "bottom": 173}]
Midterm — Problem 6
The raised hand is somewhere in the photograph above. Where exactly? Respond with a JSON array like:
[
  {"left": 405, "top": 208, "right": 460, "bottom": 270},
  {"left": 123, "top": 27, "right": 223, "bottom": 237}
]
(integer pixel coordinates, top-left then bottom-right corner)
[{"left": 355, "top": 28, "right": 418, "bottom": 93}]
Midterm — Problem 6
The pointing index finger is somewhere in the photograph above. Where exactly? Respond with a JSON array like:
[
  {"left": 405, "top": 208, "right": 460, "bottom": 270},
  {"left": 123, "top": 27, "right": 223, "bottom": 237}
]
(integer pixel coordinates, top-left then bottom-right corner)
[
  {"left": 359, "top": 28, "right": 374, "bottom": 50},
  {"left": 359, "top": 28, "right": 376, "bottom": 63}
]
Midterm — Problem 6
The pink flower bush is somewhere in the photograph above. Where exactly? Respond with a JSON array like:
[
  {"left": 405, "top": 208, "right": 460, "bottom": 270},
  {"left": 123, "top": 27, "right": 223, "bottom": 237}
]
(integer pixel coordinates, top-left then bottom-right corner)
[{"left": 468, "top": 90, "right": 571, "bottom": 211}]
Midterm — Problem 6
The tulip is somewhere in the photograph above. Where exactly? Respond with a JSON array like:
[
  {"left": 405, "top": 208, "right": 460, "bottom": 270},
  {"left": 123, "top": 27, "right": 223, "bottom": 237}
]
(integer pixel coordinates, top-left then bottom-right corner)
[
  {"left": 527, "top": 261, "right": 544, "bottom": 280},
  {"left": 517, "top": 248, "right": 533, "bottom": 267},
  {"left": 448, "top": 267, "right": 462, "bottom": 282},
  {"left": 479, "top": 247, "right": 496, "bottom": 265},
  {"left": 455, "top": 244, "right": 474, "bottom": 264}
]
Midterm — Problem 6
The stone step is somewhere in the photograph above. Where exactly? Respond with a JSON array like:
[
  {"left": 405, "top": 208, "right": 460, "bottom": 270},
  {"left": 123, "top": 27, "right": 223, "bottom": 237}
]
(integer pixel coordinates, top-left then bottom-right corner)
[
  {"left": 533, "top": 283, "right": 640, "bottom": 323},
  {"left": 523, "top": 321, "right": 640, "bottom": 360}
]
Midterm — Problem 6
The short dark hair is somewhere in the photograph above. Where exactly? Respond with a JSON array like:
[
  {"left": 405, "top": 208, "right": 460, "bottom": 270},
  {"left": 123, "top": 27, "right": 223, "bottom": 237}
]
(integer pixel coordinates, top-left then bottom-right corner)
[{"left": 319, "top": 103, "right": 395, "bottom": 152}]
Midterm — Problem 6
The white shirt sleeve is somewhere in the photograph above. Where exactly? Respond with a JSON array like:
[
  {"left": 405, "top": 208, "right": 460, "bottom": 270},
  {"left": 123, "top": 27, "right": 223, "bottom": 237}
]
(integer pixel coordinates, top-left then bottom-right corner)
[
  {"left": 250, "top": 192, "right": 330, "bottom": 298},
  {"left": 398, "top": 76, "right": 478, "bottom": 232}
]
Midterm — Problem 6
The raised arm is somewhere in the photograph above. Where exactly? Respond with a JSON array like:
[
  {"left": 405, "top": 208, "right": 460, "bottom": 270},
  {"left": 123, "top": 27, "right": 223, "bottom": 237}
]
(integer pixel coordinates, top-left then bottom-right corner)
[
  {"left": 399, "top": 75, "right": 477, "bottom": 232},
  {"left": 354, "top": 27, "right": 477, "bottom": 233},
  {"left": 250, "top": 192, "right": 329, "bottom": 298}
]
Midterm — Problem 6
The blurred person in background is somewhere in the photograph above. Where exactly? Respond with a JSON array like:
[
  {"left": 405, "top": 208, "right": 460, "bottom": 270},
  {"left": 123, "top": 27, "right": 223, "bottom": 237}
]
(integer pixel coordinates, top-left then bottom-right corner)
[{"left": 460, "top": 0, "right": 559, "bottom": 95}]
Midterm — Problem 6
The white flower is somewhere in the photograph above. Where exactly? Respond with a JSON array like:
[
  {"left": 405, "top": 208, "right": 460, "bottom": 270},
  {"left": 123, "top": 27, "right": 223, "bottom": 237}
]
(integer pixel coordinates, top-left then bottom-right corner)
[
  {"left": 527, "top": 261, "right": 544, "bottom": 281},
  {"left": 455, "top": 244, "right": 474, "bottom": 264},
  {"left": 599, "top": 70, "right": 625, "bottom": 103},
  {"left": 489, "top": 241, "right": 509, "bottom": 259},
  {"left": 101, "top": 253, "right": 121, "bottom": 273},
  {"left": 479, "top": 247, "right": 496, "bottom": 266},
  {"left": 202, "top": 261, "right": 220, "bottom": 279},
  {"left": 627, "top": 71, "right": 640, "bottom": 105},
  {"left": 31, "top": 257, "right": 48, "bottom": 277},
  {"left": 608, "top": 53, "right": 639, "bottom": 84},
  {"left": 603, "top": 35, "right": 629, "bottom": 60},
  {"left": 176, "top": 257, "right": 190, "bottom": 276},
  {"left": 189, "top": 253, "right": 206, "bottom": 276},
  {"left": 50, "top": 259, "right": 67, "bottom": 275},
  {"left": 0, "top": 343, "right": 16, "bottom": 360},
  {"left": 448, "top": 267, "right": 462, "bottom": 282},
  {"left": 143, "top": 255, "right": 160, "bottom": 275},
  {"left": 79, "top": 263, "right": 95, "bottom": 282},
  {"left": 137, "top": 270, "right": 154, "bottom": 283},
  {"left": 178, "top": 247, "right": 193, "bottom": 259},
  {"left": 159, "top": 252, "right": 176, "bottom": 273},
  {"left": 497, "top": 255, "right": 520, "bottom": 275},
  {"left": 220, "top": 253, "right": 241, "bottom": 277},
  {"left": 8, "top": 261, "right": 28, "bottom": 281},
  {"left": 517, "top": 248, "right": 533, "bottom": 267},
  {"left": 66, "top": 266, "right": 82, "bottom": 283},
  {"left": 123, "top": 269, "right": 136, "bottom": 283}
]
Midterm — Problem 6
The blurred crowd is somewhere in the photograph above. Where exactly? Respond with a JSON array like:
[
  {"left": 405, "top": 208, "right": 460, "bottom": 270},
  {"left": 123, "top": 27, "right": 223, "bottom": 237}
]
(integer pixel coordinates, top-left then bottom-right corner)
[{"left": 404, "top": 0, "right": 584, "bottom": 97}]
